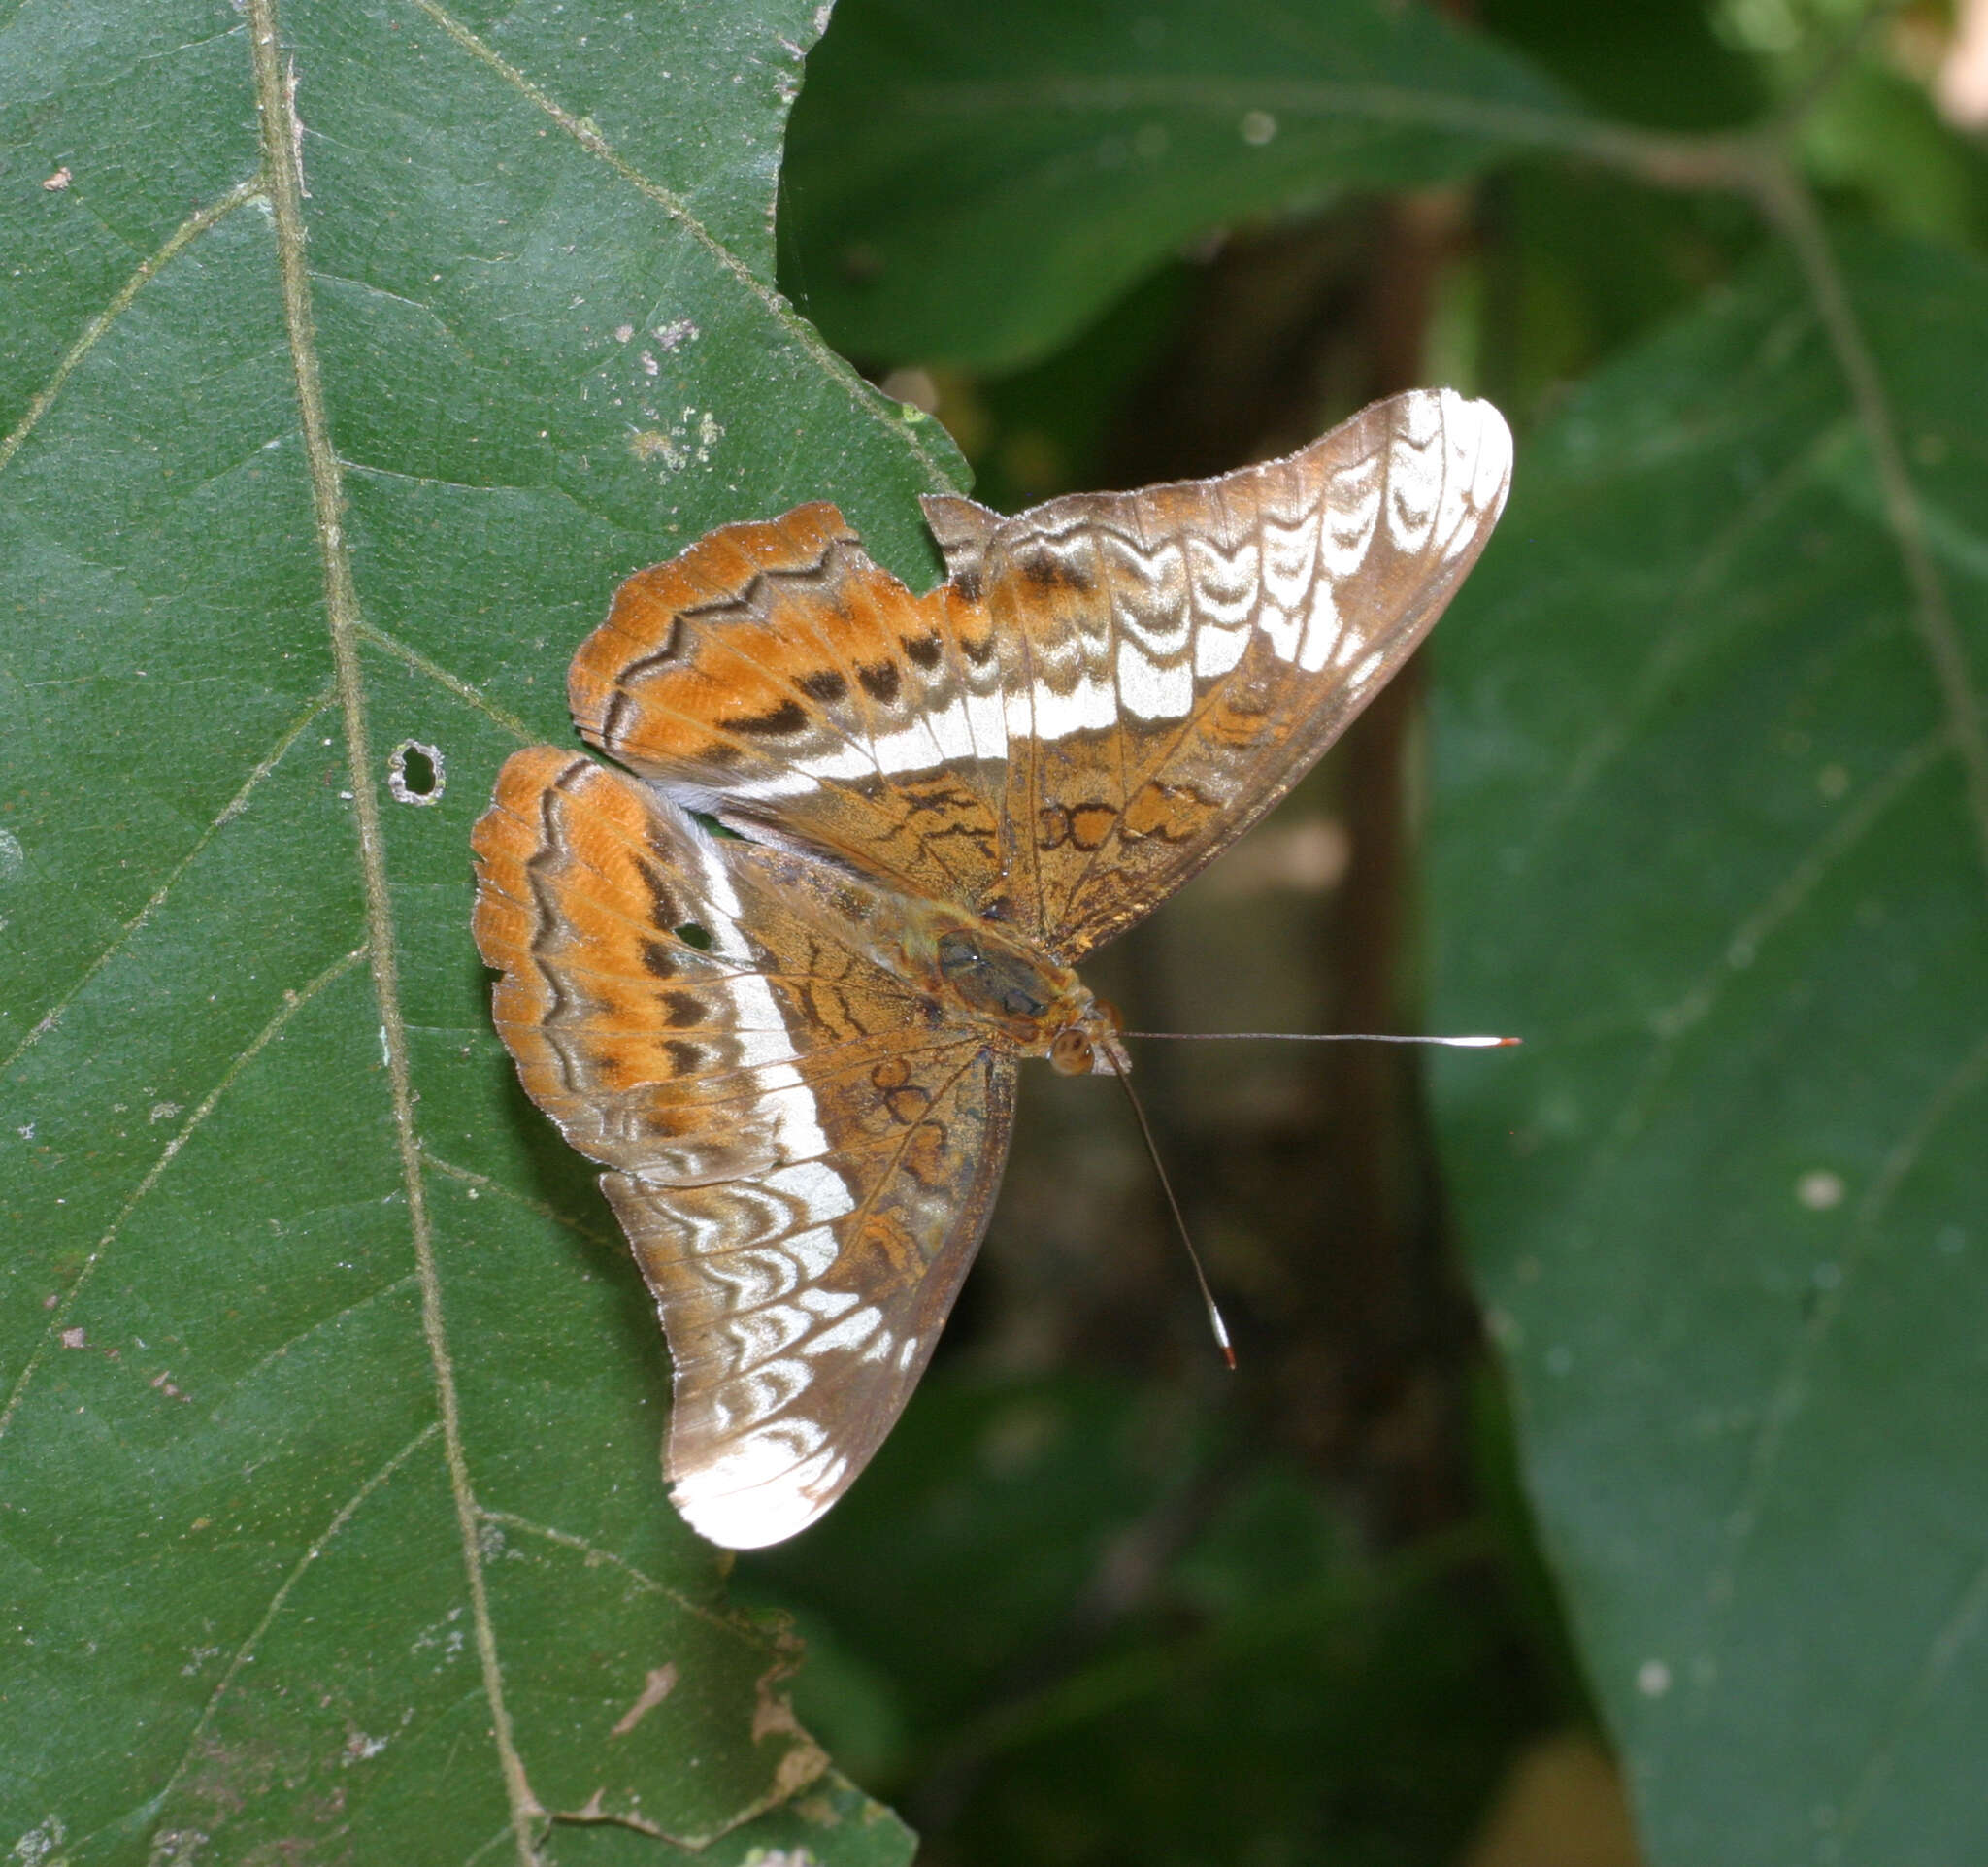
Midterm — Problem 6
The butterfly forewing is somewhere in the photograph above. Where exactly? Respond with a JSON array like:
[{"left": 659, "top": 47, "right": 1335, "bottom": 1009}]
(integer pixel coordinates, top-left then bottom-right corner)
[
  {"left": 472, "top": 388, "right": 1511, "bottom": 1547},
  {"left": 472, "top": 750, "right": 1016, "bottom": 1547},
  {"left": 928, "top": 387, "right": 1512, "bottom": 954},
  {"left": 566, "top": 502, "right": 1011, "bottom": 915}
]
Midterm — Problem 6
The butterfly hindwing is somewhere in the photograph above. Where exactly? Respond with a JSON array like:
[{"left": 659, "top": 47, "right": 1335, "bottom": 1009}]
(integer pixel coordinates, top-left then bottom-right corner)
[
  {"left": 471, "top": 750, "right": 1016, "bottom": 1546},
  {"left": 607, "top": 1042, "right": 1012, "bottom": 1548}
]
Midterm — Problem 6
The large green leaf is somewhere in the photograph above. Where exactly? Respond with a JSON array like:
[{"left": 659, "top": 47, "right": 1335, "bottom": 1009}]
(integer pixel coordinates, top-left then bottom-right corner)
[
  {"left": 0, "top": 0, "right": 952, "bottom": 1858},
  {"left": 1430, "top": 227, "right": 1988, "bottom": 1865},
  {"left": 783, "top": 0, "right": 1581, "bottom": 370}
]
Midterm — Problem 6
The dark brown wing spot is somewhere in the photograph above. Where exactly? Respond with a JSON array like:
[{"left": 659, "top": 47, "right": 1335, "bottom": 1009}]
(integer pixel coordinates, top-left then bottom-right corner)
[
  {"left": 1019, "top": 550, "right": 1093, "bottom": 596},
  {"left": 729, "top": 698, "right": 809, "bottom": 737},
  {"left": 903, "top": 632, "right": 943, "bottom": 670},
  {"left": 641, "top": 940, "right": 679, "bottom": 979},
  {"left": 953, "top": 567, "right": 984, "bottom": 605},
  {"left": 660, "top": 988, "right": 706, "bottom": 1026},
  {"left": 866, "top": 1052, "right": 933, "bottom": 1123},
  {"left": 615, "top": 623, "right": 686, "bottom": 679},
  {"left": 633, "top": 859, "right": 684, "bottom": 935},
  {"left": 856, "top": 659, "right": 902, "bottom": 703},
  {"left": 664, "top": 1039, "right": 706, "bottom": 1075},
  {"left": 797, "top": 667, "right": 848, "bottom": 703},
  {"left": 600, "top": 688, "right": 640, "bottom": 750}
]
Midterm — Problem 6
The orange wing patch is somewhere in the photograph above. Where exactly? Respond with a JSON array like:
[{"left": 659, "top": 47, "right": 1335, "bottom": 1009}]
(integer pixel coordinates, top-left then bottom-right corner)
[{"left": 568, "top": 504, "right": 1011, "bottom": 914}]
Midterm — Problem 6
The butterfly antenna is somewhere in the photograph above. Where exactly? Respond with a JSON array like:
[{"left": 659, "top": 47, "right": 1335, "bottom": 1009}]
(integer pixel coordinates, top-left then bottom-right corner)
[
  {"left": 1108, "top": 1057, "right": 1236, "bottom": 1370},
  {"left": 1121, "top": 1031, "right": 1521, "bottom": 1048}
]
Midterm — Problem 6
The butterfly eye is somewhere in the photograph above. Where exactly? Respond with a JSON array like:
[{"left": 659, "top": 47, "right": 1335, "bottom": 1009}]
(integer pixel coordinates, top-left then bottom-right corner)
[
  {"left": 1093, "top": 998, "right": 1123, "bottom": 1036},
  {"left": 1048, "top": 1028, "right": 1094, "bottom": 1076}
]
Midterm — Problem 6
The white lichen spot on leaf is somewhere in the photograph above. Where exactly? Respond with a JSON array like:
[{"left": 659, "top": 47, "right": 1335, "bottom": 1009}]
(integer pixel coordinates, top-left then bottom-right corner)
[
  {"left": 10, "top": 1812, "right": 67, "bottom": 1865},
  {"left": 629, "top": 409, "right": 725, "bottom": 475},
  {"left": 145, "top": 1830, "right": 206, "bottom": 1867}
]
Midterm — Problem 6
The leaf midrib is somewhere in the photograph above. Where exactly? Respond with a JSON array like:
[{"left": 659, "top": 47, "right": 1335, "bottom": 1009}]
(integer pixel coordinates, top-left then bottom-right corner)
[{"left": 244, "top": 0, "right": 541, "bottom": 1853}]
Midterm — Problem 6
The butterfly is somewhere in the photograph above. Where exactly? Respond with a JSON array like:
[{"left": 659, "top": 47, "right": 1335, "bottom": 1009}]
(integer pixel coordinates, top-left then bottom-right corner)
[{"left": 471, "top": 387, "right": 1511, "bottom": 1549}]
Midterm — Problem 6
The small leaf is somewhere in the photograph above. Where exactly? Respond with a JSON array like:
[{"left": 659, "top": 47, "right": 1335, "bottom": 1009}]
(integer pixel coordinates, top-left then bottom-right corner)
[{"left": 1431, "top": 226, "right": 1988, "bottom": 1865}]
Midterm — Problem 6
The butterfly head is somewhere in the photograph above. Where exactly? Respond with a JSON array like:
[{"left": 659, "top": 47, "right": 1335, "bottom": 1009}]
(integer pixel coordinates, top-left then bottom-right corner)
[{"left": 1047, "top": 1000, "right": 1127, "bottom": 1077}]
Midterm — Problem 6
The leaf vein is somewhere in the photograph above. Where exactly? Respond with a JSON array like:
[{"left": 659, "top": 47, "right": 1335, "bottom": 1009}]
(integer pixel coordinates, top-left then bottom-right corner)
[
  {"left": 0, "top": 178, "right": 265, "bottom": 480},
  {"left": 0, "top": 944, "right": 368, "bottom": 1441},
  {"left": 1753, "top": 162, "right": 1988, "bottom": 894},
  {"left": 1839, "top": 1541, "right": 1988, "bottom": 1844},
  {"left": 230, "top": 1269, "right": 424, "bottom": 1395},
  {"left": 1584, "top": 732, "right": 1944, "bottom": 1179},
  {"left": 0, "top": 682, "right": 338, "bottom": 1080},
  {"left": 1707, "top": 1021, "right": 1988, "bottom": 1616},
  {"left": 400, "top": 0, "right": 958, "bottom": 487},
  {"left": 476, "top": 1508, "right": 749, "bottom": 1633},
  {"left": 1542, "top": 423, "right": 1837, "bottom": 838},
  {"left": 419, "top": 1147, "right": 616, "bottom": 1247},
  {"left": 353, "top": 620, "right": 540, "bottom": 747},
  {"left": 128, "top": 1419, "right": 444, "bottom": 1847}
]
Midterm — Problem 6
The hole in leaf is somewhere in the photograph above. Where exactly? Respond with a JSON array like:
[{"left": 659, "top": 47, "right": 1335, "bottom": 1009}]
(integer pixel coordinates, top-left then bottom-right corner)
[
  {"left": 674, "top": 922, "right": 713, "bottom": 950},
  {"left": 387, "top": 740, "right": 445, "bottom": 806}
]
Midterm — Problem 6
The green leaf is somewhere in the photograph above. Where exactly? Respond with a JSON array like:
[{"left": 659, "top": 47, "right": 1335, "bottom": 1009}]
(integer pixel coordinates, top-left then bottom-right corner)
[
  {"left": 1430, "top": 226, "right": 1988, "bottom": 1865},
  {"left": 0, "top": 0, "right": 948, "bottom": 1858},
  {"left": 782, "top": 0, "right": 1581, "bottom": 370}
]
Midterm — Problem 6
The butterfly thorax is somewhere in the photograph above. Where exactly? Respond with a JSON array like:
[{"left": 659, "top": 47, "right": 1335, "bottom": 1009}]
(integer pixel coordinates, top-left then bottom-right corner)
[
  {"left": 927, "top": 918, "right": 1128, "bottom": 1078},
  {"left": 720, "top": 832, "right": 1127, "bottom": 1077}
]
